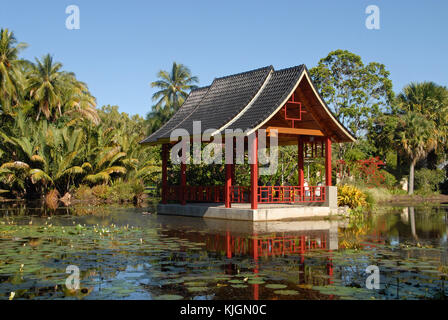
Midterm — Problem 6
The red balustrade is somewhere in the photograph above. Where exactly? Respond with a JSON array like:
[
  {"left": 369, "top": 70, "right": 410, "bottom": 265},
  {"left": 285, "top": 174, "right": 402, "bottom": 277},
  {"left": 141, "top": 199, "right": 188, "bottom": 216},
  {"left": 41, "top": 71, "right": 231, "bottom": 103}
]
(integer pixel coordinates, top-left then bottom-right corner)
[
  {"left": 257, "top": 185, "right": 326, "bottom": 203},
  {"left": 165, "top": 185, "right": 325, "bottom": 204}
]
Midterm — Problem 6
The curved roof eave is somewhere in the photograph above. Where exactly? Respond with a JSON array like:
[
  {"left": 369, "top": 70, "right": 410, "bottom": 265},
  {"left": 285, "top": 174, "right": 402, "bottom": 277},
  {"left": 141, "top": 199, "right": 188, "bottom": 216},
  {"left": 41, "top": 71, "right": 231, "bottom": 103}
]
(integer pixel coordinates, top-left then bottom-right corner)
[
  {"left": 140, "top": 64, "right": 357, "bottom": 146},
  {"left": 244, "top": 67, "right": 356, "bottom": 143},
  {"left": 302, "top": 67, "right": 356, "bottom": 143}
]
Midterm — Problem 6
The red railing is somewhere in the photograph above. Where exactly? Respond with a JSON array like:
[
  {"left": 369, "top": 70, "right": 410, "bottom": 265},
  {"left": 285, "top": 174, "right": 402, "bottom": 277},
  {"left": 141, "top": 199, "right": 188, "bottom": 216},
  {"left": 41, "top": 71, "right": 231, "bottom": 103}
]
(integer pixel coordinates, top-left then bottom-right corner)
[
  {"left": 166, "top": 185, "right": 224, "bottom": 203},
  {"left": 166, "top": 185, "right": 325, "bottom": 204},
  {"left": 258, "top": 185, "right": 326, "bottom": 203},
  {"left": 230, "top": 186, "right": 251, "bottom": 203}
]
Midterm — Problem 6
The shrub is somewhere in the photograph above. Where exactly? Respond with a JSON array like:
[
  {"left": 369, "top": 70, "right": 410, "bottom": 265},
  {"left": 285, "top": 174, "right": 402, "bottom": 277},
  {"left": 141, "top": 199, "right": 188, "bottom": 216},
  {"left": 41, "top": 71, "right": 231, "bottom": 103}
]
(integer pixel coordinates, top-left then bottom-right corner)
[
  {"left": 74, "top": 185, "right": 95, "bottom": 201},
  {"left": 91, "top": 184, "right": 111, "bottom": 200},
  {"left": 414, "top": 168, "right": 445, "bottom": 194},
  {"left": 337, "top": 185, "right": 368, "bottom": 209},
  {"left": 381, "top": 170, "right": 397, "bottom": 189},
  {"left": 107, "top": 179, "right": 145, "bottom": 203}
]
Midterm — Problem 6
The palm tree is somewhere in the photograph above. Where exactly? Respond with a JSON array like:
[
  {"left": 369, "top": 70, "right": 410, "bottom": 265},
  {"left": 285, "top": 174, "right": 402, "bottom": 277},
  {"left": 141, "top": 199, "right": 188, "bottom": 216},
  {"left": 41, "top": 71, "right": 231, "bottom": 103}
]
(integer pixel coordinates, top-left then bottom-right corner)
[
  {"left": 62, "top": 79, "right": 100, "bottom": 125},
  {"left": 27, "top": 54, "right": 74, "bottom": 121},
  {"left": 397, "top": 82, "right": 448, "bottom": 166},
  {"left": 150, "top": 62, "right": 198, "bottom": 111},
  {"left": 398, "top": 111, "right": 437, "bottom": 195},
  {"left": 0, "top": 28, "right": 28, "bottom": 109}
]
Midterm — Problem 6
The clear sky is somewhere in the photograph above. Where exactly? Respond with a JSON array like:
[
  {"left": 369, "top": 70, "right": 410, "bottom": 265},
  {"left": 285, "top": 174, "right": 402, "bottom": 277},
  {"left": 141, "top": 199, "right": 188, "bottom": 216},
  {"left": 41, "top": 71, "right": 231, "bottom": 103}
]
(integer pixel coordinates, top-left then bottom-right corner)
[{"left": 1, "top": 0, "right": 447, "bottom": 116}]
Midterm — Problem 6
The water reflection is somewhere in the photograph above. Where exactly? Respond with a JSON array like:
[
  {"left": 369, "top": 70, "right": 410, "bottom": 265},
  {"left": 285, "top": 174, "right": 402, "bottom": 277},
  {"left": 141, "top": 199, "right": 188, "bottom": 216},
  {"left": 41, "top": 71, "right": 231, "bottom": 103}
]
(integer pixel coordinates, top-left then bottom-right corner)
[
  {"left": 0, "top": 203, "right": 447, "bottom": 300},
  {"left": 156, "top": 217, "right": 339, "bottom": 300}
]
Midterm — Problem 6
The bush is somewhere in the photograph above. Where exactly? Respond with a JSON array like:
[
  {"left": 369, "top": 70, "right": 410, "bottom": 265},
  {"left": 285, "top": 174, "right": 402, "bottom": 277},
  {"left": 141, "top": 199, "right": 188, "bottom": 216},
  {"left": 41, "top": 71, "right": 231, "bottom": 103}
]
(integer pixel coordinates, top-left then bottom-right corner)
[
  {"left": 91, "top": 184, "right": 111, "bottom": 200},
  {"left": 107, "top": 179, "right": 145, "bottom": 203},
  {"left": 337, "top": 185, "right": 368, "bottom": 209},
  {"left": 74, "top": 185, "right": 95, "bottom": 201},
  {"left": 381, "top": 170, "right": 397, "bottom": 189},
  {"left": 414, "top": 168, "right": 446, "bottom": 194}
]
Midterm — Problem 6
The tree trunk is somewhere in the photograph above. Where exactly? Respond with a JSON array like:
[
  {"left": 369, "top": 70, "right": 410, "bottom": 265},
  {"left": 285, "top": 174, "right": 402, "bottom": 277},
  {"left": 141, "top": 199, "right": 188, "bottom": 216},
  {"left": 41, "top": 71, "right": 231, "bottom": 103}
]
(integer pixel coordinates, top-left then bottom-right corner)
[{"left": 409, "top": 161, "right": 415, "bottom": 195}]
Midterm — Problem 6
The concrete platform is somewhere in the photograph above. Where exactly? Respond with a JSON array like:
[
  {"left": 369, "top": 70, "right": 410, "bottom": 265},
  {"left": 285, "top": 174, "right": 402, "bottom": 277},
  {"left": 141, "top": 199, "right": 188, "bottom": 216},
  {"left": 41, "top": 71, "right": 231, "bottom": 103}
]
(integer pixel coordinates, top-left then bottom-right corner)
[
  {"left": 157, "top": 202, "right": 338, "bottom": 221},
  {"left": 157, "top": 186, "right": 339, "bottom": 221}
]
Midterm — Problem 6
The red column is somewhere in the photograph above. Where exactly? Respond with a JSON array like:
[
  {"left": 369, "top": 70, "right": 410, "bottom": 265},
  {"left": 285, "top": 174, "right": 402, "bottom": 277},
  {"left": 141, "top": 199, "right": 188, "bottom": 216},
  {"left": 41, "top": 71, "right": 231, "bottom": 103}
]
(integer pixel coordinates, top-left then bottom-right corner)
[
  {"left": 252, "top": 234, "right": 259, "bottom": 300},
  {"left": 180, "top": 140, "right": 187, "bottom": 205},
  {"left": 225, "top": 163, "right": 232, "bottom": 208},
  {"left": 250, "top": 133, "right": 258, "bottom": 210},
  {"left": 298, "top": 136, "right": 304, "bottom": 186},
  {"left": 226, "top": 231, "right": 232, "bottom": 258},
  {"left": 161, "top": 144, "right": 168, "bottom": 204},
  {"left": 325, "top": 137, "right": 332, "bottom": 186},
  {"left": 231, "top": 142, "right": 236, "bottom": 187}
]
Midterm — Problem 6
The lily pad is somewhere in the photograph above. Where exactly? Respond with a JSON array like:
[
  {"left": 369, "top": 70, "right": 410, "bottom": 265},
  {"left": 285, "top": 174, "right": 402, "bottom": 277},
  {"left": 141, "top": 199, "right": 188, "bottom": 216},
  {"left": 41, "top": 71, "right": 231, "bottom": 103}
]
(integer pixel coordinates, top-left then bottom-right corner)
[
  {"left": 274, "top": 290, "right": 299, "bottom": 296},
  {"left": 155, "top": 294, "right": 184, "bottom": 300},
  {"left": 265, "top": 284, "right": 287, "bottom": 289}
]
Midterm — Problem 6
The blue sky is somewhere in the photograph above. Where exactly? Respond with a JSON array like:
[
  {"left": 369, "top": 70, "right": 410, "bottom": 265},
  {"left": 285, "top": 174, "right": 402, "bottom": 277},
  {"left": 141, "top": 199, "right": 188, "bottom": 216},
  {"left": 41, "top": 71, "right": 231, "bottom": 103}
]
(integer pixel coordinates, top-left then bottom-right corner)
[{"left": 1, "top": 0, "right": 447, "bottom": 116}]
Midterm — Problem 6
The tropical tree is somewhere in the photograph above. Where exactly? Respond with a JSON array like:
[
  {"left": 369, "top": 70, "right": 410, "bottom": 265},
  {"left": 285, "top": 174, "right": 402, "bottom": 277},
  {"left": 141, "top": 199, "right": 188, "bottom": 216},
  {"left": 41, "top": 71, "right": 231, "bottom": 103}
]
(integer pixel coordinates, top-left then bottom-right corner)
[
  {"left": 150, "top": 62, "right": 198, "bottom": 110},
  {"left": 62, "top": 79, "right": 100, "bottom": 125},
  {"left": 27, "top": 54, "right": 74, "bottom": 121},
  {"left": 310, "top": 50, "right": 394, "bottom": 137},
  {"left": 397, "top": 111, "right": 437, "bottom": 195},
  {"left": 397, "top": 82, "right": 448, "bottom": 168},
  {"left": 147, "top": 62, "right": 198, "bottom": 134},
  {"left": 0, "top": 28, "right": 28, "bottom": 112},
  {"left": 310, "top": 50, "right": 394, "bottom": 159}
]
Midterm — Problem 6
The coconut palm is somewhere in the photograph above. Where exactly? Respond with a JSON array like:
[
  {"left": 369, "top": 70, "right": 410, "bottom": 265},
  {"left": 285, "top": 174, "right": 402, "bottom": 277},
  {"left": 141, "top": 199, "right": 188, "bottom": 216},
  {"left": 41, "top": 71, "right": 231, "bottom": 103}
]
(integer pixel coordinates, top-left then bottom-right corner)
[
  {"left": 27, "top": 54, "right": 75, "bottom": 121},
  {"left": 0, "top": 28, "right": 28, "bottom": 110},
  {"left": 398, "top": 111, "right": 437, "bottom": 195},
  {"left": 150, "top": 62, "right": 198, "bottom": 111}
]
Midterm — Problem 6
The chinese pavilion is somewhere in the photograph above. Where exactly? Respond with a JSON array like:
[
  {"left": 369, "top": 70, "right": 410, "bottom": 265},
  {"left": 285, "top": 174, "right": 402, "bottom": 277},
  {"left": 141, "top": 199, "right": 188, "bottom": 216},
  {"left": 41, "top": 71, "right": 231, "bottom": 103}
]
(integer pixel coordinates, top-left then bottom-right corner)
[{"left": 141, "top": 65, "right": 355, "bottom": 220}]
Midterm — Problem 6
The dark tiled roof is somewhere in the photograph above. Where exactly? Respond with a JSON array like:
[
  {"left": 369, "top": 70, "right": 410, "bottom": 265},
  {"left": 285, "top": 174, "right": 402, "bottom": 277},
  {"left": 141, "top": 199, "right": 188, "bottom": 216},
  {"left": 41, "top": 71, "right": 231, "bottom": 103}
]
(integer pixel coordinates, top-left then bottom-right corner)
[
  {"left": 223, "top": 65, "right": 304, "bottom": 132},
  {"left": 159, "top": 66, "right": 272, "bottom": 137},
  {"left": 140, "top": 86, "right": 210, "bottom": 144},
  {"left": 141, "top": 64, "right": 356, "bottom": 145}
]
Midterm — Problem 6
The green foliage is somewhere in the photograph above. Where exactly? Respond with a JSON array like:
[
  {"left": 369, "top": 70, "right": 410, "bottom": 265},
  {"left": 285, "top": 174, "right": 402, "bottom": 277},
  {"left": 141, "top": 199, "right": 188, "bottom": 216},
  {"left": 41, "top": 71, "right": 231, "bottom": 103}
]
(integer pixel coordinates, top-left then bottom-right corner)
[
  {"left": 310, "top": 49, "right": 394, "bottom": 139},
  {"left": 381, "top": 170, "right": 397, "bottom": 189},
  {"left": 146, "top": 62, "right": 198, "bottom": 134},
  {"left": 337, "top": 185, "right": 368, "bottom": 209},
  {"left": 414, "top": 168, "right": 445, "bottom": 194},
  {"left": 0, "top": 30, "right": 161, "bottom": 203}
]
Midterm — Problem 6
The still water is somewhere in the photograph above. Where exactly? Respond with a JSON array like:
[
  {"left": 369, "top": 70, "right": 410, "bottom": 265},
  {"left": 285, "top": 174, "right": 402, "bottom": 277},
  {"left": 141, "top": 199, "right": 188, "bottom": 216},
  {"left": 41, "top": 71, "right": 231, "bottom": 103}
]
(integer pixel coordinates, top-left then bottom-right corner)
[{"left": 0, "top": 203, "right": 447, "bottom": 300}]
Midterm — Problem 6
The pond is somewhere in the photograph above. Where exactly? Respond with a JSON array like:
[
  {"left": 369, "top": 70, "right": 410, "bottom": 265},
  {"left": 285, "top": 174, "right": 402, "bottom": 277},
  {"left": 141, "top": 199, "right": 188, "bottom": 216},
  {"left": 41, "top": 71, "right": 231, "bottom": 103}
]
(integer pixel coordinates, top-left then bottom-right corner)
[{"left": 0, "top": 202, "right": 447, "bottom": 300}]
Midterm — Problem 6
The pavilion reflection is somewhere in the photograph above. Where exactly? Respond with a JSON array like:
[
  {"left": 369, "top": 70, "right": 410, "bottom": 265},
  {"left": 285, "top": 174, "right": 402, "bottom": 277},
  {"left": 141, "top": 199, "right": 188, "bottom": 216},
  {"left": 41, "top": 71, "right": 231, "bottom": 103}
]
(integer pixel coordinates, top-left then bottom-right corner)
[{"left": 156, "top": 216, "right": 339, "bottom": 299}]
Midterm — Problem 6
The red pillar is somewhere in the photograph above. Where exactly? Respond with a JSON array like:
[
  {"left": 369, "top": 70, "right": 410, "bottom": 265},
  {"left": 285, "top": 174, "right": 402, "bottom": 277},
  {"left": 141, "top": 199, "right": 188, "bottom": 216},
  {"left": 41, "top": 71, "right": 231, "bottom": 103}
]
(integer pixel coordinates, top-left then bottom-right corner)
[
  {"left": 180, "top": 140, "right": 187, "bottom": 205},
  {"left": 225, "top": 163, "right": 232, "bottom": 208},
  {"left": 252, "top": 234, "right": 259, "bottom": 300},
  {"left": 250, "top": 133, "right": 258, "bottom": 210},
  {"left": 325, "top": 137, "right": 332, "bottom": 186},
  {"left": 161, "top": 144, "right": 168, "bottom": 204},
  {"left": 298, "top": 136, "right": 304, "bottom": 186},
  {"left": 231, "top": 140, "right": 236, "bottom": 184},
  {"left": 226, "top": 231, "right": 232, "bottom": 259}
]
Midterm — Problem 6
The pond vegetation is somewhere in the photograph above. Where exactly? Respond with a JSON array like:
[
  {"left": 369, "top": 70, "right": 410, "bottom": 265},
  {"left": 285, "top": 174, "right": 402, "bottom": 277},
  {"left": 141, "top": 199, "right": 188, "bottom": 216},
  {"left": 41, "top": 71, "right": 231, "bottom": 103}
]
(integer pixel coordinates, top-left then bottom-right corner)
[{"left": 0, "top": 203, "right": 447, "bottom": 300}]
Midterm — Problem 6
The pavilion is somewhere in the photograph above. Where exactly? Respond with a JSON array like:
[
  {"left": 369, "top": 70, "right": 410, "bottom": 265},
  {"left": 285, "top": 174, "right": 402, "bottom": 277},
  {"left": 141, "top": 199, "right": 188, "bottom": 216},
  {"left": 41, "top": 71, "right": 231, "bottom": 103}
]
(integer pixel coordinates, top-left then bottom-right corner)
[{"left": 140, "top": 65, "right": 355, "bottom": 221}]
